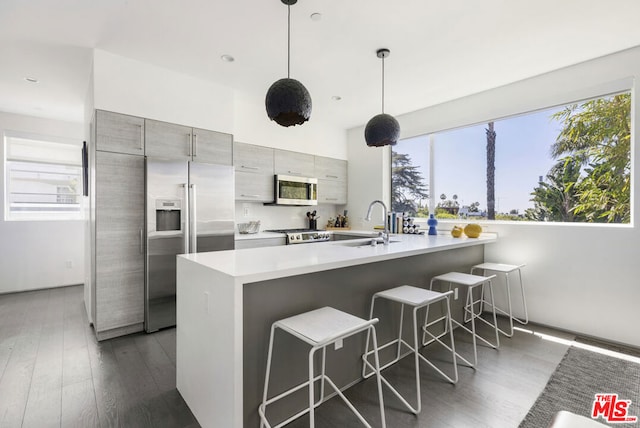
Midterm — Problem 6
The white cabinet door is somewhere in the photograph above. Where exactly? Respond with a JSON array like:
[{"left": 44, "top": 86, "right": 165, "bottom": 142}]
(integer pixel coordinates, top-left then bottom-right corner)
[
  {"left": 193, "top": 128, "right": 233, "bottom": 165},
  {"left": 145, "top": 119, "right": 192, "bottom": 160},
  {"left": 95, "top": 110, "right": 144, "bottom": 156},
  {"left": 274, "top": 149, "right": 315, "bottom": 177}
]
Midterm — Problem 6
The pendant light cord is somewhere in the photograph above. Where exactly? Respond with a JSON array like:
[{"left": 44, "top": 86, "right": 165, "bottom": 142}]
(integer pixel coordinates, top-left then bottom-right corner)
[
  {"left": 381, "top": 55, "right": 385, "bottom": 114},
  {"left": 287, "top": 4, "right": 291, "bottom": 78}
]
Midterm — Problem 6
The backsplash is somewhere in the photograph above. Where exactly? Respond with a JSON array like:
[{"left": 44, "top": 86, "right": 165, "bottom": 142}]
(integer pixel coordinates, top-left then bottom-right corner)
[{"left": 234, "top": 202, "right": 344, "bottom": 231}]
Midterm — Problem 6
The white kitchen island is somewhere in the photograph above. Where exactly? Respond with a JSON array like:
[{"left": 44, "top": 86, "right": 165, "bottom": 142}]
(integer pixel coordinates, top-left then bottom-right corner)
[{"left": 176, "top": 232, "right": 497, "bottom": 428}]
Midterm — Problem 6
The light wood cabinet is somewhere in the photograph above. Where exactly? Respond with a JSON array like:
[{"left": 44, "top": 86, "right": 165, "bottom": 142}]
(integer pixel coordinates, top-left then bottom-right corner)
[
  {"left": 95, "top": 110, "right": 144, "bottom": 155},
  {"left": 234, "top": 142, "right": 275, "bottom": 202},
  {"left": 192, "top": 127, "right": 233, "bottom": 165},
  {"left": 274, "top": 149, "right": 315, "bottom": 177},
  {"left": 94, "top": 151, "right": 145, "bottom": 337},
  {"left": 317, "top": 179, "right": 347, "bottom": 204},
  {"left": 315, "top": 156, "right": 347, "bottom": 205},
  {"left": 314, "top": 156, "right": 347, "bottom": 182},
  {"left": 234, "top": 142, "right": 274, "bottom": 173},
  {"left": 146, "top": 119, "right": 233, "bottom": 165}
]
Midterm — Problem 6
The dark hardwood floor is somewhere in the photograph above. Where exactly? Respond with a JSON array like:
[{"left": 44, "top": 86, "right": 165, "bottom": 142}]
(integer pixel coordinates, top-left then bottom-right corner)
[
  {"left": 0, "top": 286, "right": 197, "bottom": 428},
  {"left": 0, "top": 285, "right": 581, "bottom": 428}
]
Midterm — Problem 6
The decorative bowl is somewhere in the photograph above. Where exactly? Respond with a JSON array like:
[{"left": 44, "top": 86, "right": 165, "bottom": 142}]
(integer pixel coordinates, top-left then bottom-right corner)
[{"left": 237, "top": 221, "right": 261, "bottom": 234}]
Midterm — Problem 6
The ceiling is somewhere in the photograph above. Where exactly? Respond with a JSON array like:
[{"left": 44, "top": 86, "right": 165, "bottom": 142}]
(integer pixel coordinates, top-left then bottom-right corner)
[{"left": 2, "top": 0, "right": 640, "bottom": 130}]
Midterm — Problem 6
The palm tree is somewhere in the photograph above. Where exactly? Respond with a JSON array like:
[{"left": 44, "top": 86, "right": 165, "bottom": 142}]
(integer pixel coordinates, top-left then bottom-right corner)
[{"left": 486, "top": 122, "right": 496, "bottom": 220}]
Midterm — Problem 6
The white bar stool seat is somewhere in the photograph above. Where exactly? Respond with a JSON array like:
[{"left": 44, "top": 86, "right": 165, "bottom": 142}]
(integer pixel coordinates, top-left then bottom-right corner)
[
  {"left": 259, "top": 306, "right": 386, "bottom": 428},
  {"left": 471, "top": 262, "right": 528, "bottom": 337},
  {"left": 362, "top": 285, "right": 462, "bottom": 415},
  {"left": 428, "top": 272, "right": 499, "bottom": 367}
]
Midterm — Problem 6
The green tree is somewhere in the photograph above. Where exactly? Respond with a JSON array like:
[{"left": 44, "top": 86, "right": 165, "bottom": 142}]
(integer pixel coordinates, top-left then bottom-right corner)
[
  {"left": 486, "top": 122, "right": 496, "bottom": 220},
  {"left": 550, "top": 93, "right": 631, "bottom": 223},
  {"left": 391, "top": 151, "right": 429, "bottom": 214},
  {"left": 526, "top": 158, "right": 583, "bottom": 222}
]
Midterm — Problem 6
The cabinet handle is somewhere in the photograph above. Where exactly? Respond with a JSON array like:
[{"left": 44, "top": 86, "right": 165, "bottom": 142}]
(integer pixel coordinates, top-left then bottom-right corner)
[
  {"left": 326, "top": 198, "right": 338, "bottom": 201},
  {"left": 241, "top": 165, "right": 259, "bottom": 170},
  {"left": 287, "top": 170, "right": 301, "bottom": 175},
  {"left": 326, "top": 174, "right": 338, "bottom": 179},
  {"left": 193, "top": 134, "right": 198, "bottom": 157},
  {"left": 138, "top": 124, "right": 144, "bottom": 152},
  {"left": 241, "top": 194, "right": 260, "bottom": 198},
  {"left": 139, "top": 229, "right": 144, "bottom": 254},
  {"left": 188, "top": 133, "right": 192, "bottom": 157}
]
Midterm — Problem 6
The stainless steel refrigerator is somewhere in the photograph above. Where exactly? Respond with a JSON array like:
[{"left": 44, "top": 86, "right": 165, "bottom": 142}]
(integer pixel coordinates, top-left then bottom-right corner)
[{"left": 145, "top": 159, "right": 234, "bottom": 332}]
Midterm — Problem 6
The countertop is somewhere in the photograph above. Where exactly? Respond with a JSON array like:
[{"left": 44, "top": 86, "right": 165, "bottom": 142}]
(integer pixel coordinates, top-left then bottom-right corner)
[{"left": 180, "top": 232, "right": 497, "bottom": 284}]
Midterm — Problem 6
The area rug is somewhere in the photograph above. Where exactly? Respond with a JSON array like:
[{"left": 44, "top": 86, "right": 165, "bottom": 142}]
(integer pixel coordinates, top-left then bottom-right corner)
[{"left": 519, "top": 346, "right": 640, "bottom": 427}]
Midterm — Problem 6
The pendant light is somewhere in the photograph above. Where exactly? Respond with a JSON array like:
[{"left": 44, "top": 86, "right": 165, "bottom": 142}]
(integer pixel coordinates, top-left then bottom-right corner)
[
  {"left": 365, "top": 48, "right": 400, "bottom": 147},
  {"left": 265, "top": 0, "right": 312, "bottom": 127}
]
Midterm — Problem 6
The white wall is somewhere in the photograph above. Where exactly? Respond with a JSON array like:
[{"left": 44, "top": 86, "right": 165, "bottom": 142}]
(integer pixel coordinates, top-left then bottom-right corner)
[
  {"left": 0, "top": 111, "right": 85, "bottom": 293},
  {"left": 92, "top": 50, "right": 234, "bottom": 133},
  {"left": 346, "top": 46, "right": 640, "bottom": 347},
  {"left": 233, "top": 89, "right": 347, "bottom": 159}
]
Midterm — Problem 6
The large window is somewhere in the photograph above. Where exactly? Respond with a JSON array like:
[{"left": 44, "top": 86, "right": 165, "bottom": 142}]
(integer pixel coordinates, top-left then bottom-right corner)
[
  {"left": 4, "top": 132, "right": 83, "bottom": 221},
  {"left": 392, "top": 92, "right": 631, "bottom": 223}
]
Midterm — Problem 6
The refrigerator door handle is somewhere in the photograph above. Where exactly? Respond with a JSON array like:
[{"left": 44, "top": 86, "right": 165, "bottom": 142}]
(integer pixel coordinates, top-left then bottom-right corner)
[
  {"left": 183, "top": 183, "right": 190, "bottom": 254},
  {"left": 190, "top": 184, "right": 197, "bottom": 253}
]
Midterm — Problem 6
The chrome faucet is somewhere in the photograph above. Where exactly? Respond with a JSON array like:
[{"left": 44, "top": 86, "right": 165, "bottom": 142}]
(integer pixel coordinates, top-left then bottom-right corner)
[{"left": 365, "top": 200, "right": 389, "bottom": 245}]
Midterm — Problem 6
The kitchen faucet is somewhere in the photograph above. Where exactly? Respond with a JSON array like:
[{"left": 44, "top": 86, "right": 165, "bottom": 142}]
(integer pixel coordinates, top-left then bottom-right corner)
[{"left": 365, "top": 200, "right": 389, "bottom": 245}]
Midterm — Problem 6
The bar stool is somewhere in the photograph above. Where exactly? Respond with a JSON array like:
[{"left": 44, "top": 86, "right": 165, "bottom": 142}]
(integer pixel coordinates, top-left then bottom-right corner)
[
  {"left": 471, "top": 262, "right": 528, "bottom": 337},
  {"left": 428, "top": 272, "right": 499, "bottom": 367},
  {"left": 258, "top": 306, "right": 386, "bottom": 428},
  {"left": 362, "top": 285, "right": 461, "bottom": 415}
]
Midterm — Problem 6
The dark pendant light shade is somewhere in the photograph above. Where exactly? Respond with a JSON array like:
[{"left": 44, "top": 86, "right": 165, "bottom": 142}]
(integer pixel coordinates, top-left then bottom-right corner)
[
  {"left": 266, "top": 78, "right": 312, "bottom": 127},
  {"left": 265, "top": 0, "right": 312, "bottom": 127},
  {"left": 365, "top": 113, "right": 400, "bottom": 147},
  {"left": 365, "top": 48, "right": 400, "bottom": 147}
]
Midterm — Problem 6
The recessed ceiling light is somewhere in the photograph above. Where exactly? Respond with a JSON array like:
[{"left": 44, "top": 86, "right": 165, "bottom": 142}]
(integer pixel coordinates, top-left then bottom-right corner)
[
  {"left": 220, "top": 54, "right": 235, "bottom": 63},
  {"left": 24, "top": 77, "right": 39, "bottom": 83},
  {"left": 310, "top": 12, "right": 322, "bottom": 21},
  {"left": 332, "top": 95, "right": 342, "bottom": 101}
]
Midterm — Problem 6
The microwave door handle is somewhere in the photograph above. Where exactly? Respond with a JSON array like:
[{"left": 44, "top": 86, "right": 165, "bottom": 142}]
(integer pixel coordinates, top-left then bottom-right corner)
[
  {"left": 190, "top": 184, "right": 197, "bottom": 253},
  {"left": 183, "top": 184, "right": 189, "bottom": 254}
]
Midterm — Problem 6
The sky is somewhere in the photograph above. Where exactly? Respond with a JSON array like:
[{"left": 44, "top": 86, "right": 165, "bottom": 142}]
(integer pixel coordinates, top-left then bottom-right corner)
[{"left": 397, "top": 105, "right": 565, "bottom": 214}]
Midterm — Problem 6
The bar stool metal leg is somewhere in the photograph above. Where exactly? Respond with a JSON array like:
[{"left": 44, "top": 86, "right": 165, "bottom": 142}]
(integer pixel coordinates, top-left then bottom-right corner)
[{"left": 363, "top": 287, "right": 460, "bottom": 415}]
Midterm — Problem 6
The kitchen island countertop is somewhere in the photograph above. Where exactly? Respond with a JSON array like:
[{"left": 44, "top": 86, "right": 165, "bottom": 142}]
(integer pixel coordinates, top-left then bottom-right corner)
[{"left": 182, "top": 231, "right": 497, "bottom": 283}]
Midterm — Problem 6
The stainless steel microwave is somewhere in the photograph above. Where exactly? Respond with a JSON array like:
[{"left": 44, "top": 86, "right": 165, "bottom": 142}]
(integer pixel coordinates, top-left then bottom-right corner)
[{"left": 274, "top": 174, "right": 318, "bottom": 206}]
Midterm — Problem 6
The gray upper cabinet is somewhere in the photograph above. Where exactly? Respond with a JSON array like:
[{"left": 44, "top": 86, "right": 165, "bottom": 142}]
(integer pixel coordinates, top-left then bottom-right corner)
[
  {"left": 234, "top": 142, "right": 274, "bottom": 174},
  {"left": 315, "top": 156, "right": 348, "bottom": 205},
  {"left": 274, "top": 149, "right": 315, "bottom": 177},
  {"left": 317, "top": 179, "right": 347, "bottom": 204},
  {"left": 234, "top": 142, "right": 274, "bottom": 202},
  {"left": 145, "top": 119, "right": 192, "bottom": 160},
  {"left": 146, "top": 119, "right": 233, "bottom": 165},
  {"left": 314, "top": 156, "right": 347, "bottom": 181},
  {"left": 95, "top": 110, "right": 144, "bottom": 155},
  {"left": 192, "top": 127, "right": 233, "bottom": 165}
]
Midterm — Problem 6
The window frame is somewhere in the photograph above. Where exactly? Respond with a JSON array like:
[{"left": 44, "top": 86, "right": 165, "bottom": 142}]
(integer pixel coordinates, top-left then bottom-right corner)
[
  {"left": 390, "top": 89, "right": 633, "bottom": 227},
  {"left": 4, "top": 130, "right": 84, "bottom": 222}
]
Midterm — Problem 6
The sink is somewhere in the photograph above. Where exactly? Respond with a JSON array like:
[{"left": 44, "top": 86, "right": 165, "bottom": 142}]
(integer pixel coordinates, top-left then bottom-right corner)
[{"left": 337, "top": 238, "right": 401, "bottom": 247}]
